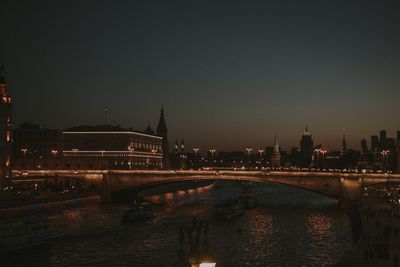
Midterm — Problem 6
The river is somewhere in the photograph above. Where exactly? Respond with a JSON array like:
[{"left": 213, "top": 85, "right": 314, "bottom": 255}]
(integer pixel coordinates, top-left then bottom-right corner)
[{"left": 3, "top": 180, "right": 352, "bottom": 267}]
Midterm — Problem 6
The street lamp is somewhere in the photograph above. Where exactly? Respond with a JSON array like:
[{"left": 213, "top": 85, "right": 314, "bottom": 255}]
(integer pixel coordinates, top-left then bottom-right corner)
[
  {"left": 193, "top": 148, "right": 200, "bottom": 167},
  {"left": 209, "top": 149, "right": 216, "bottom": 162},
  {"left": 51, "top": 149, "right": 58, "bottom": 157},
  {"left": 128, "top": 143, "right": 135, "bottom": 170},
  {"left": 245, "top": 147, "right": 252, "bottom": 163},
  {"left": 258, "top": 149, "right": 264, "bottom": 164},
  {"left": 381, "top": 150, "right": 390, "bottom": 170}
]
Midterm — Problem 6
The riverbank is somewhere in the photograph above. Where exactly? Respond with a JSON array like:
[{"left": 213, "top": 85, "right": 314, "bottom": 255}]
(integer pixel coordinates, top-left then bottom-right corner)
[{"left": 336, "top": 197, "right": 400, "bottom": 266}]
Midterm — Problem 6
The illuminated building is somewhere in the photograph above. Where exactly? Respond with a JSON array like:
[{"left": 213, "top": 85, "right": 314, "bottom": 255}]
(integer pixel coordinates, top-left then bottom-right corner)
[
  {"left": 371, "top": 135, "right": 379, "bottom": 152},
  {"left": 14, "top": 125, "right": 163, "bottom": 170},
  {"left": 271, "top": 133, "right": 281, "bottom": 168},
  {"left": 300, "top": 125, "right": 314, "bottom": 167},
  {"left": 63, "top": 125, "right": 163, "bottom": 169},
  {"left": 13, "top": 122, "right": 63, "bottom": 160},
  {"left": 0, "top": 65, "right": 12, "bottom": 187}
]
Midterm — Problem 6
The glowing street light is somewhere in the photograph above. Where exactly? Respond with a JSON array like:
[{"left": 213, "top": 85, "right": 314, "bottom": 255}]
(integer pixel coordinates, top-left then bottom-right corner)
[
  {"left": 193, "top": 148, "right": 200, "bottom": 164},
  {"left": 209, "top": 149, "right": 216, "bottom": 161},
  {"left": 128, "top": 143, "right": 135, "bottom": 170},
  {"left": 258, "top": 149, "right": 264, "bottom": 163},
  {"left": 51, "top": 149, "right": 58, "bottom": 157},
  {"left": 245, "top": 147, "right": 252, "bottom": 163}
]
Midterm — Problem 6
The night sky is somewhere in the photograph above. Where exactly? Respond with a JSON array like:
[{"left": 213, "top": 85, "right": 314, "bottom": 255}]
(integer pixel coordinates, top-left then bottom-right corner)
[{"left": 1, "top": 0, "right": 400, "bottom": 151}]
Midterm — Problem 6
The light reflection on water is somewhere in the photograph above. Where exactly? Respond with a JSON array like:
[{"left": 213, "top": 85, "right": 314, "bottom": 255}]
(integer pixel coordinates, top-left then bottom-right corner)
[{"left": 3, "top": 181, "right": 352, "bottom": 267}]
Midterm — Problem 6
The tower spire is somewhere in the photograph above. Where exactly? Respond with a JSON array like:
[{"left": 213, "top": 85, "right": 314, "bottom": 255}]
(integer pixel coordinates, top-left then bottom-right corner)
[
  {"left": 274, "top": 131, "right": 279, "bottom": 150},
  {"left": 271, "top": 131, "right": 281, "bottom": 168},
  {"left": 341, "top": 134, "right": 347, "bottom": 155},
  {"left": 156, "top": 105, "right": 169, "bottom": 168}
]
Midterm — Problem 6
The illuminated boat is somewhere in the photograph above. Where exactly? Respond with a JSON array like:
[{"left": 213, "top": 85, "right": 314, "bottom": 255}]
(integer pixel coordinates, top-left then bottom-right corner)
[
  {"left": 214, "top": 198, "right": 244, "bottom": 220},
  {"left": 0, "top": 216, "right": 55, "bottom": 253},
  {"left": 122, "top": 201, "right": 153, "bottom": 222}
]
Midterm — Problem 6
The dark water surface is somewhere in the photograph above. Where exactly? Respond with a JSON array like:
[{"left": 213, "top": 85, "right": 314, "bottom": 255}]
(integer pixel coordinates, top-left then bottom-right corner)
[{"left": 4, "top": 181, "right": 352, "bottom": 267}]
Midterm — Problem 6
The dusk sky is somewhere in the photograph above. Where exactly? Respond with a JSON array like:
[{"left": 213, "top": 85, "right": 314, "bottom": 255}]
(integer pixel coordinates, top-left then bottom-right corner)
[{"left": 1, "top": 0, "right": 399, "bottom": 151}]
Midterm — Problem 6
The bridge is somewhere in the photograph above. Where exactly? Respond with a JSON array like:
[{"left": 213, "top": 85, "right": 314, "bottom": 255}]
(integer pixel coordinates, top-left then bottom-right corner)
[{"left": 11, "top": 170, "right": 400, "bottom": 202}]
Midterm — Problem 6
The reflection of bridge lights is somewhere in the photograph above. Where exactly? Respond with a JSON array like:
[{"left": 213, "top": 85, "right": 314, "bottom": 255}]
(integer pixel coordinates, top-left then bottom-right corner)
[
  {"left": 150, "top": 195, "right": 161, "bottom": 203},
  {"left": 165, "top": 192, "right": 174, "bottom": 200}
]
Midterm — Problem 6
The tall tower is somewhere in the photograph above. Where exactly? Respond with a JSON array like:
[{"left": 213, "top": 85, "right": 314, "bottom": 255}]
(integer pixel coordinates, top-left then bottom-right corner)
[
  {"left": 300, "top": 125, "right": 314, "bottom": 167},
  {"left": 0, "top": 65, "right": 12, "bottom": 187},
  {"left": 380, "top": 130, "right": 387, "bottom": 149},
  {"left": 341, "top": 135, "right": 347, "bottom": 156},
  {"left": 271, "top": 132, "right": 281, "bottom": 168},
  {"left": 156, "top": 106, "right": 169, "bottom": 168},
  {"left": 361, "top": 139, "right": 368, "bottom": 154}
]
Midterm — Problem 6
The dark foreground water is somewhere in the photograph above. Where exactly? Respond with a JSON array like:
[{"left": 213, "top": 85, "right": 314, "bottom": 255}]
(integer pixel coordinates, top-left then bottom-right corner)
[{"left": 4, "top": 181, "right": 352, "bottom": 267}]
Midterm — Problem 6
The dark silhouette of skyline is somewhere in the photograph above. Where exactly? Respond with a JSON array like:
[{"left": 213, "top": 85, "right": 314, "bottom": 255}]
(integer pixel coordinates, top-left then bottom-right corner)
[{"left": 1, "top": 0, "right": 400, "bottom": 150}]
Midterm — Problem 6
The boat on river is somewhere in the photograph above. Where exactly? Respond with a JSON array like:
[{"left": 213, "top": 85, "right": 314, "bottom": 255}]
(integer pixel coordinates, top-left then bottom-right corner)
[
  {"left": 122, "top": 201, "right": 153, "bottom": 222},
  {"left": 214, "top": 198, "right": 244, "bottom": 220},
  {"left": 0, "top": 216, "right": 55, "bottom": 254}
]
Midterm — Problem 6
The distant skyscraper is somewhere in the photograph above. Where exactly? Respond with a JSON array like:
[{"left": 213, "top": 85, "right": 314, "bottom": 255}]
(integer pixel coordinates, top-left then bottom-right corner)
[
  {"left": 397, "top": 131, "right": 400, "bottom": 141},
  {"left": 271, "top": 133, "right": 281, "bottom": 168},
  {"left": 380, "top": 130, "right": 387, "bottom": 149},
  {"left": 361, "top": 139, "right": 368, "bottom": 154},
  {"left": 371, "top": 135, "right": 379, "bottom": 151},
  {"left": 300, "top": 125, "right": 314, "bottom": 167},
  {"left": 0, "top": 65, "right": 12, "bottom": 187},
  {"left": 156, "top": 106, "right": 169, "bottom": 168}
]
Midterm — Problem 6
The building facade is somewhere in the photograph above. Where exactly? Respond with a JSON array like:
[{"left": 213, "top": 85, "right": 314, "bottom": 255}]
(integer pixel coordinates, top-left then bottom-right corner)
[
  {"left": 0, "top": 65, "right": 12, "bottom": 187},
  {"left": 14, "top": 125, "right": 163, "bottom": 170},
  {"left": 62, "top": 127, "right": 163, "bottom": 170},
  {"left": 13, "top": 122, "right": 63, "bottom": 161}
]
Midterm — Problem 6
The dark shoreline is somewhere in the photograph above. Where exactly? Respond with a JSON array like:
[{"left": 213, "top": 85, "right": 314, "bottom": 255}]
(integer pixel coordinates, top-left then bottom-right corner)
[
  {"left": 335, "top": 199, "right": 363, "bottom": 266},
  {"left": 339, "top": 199, "right": 363, "bottom": 246}
]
